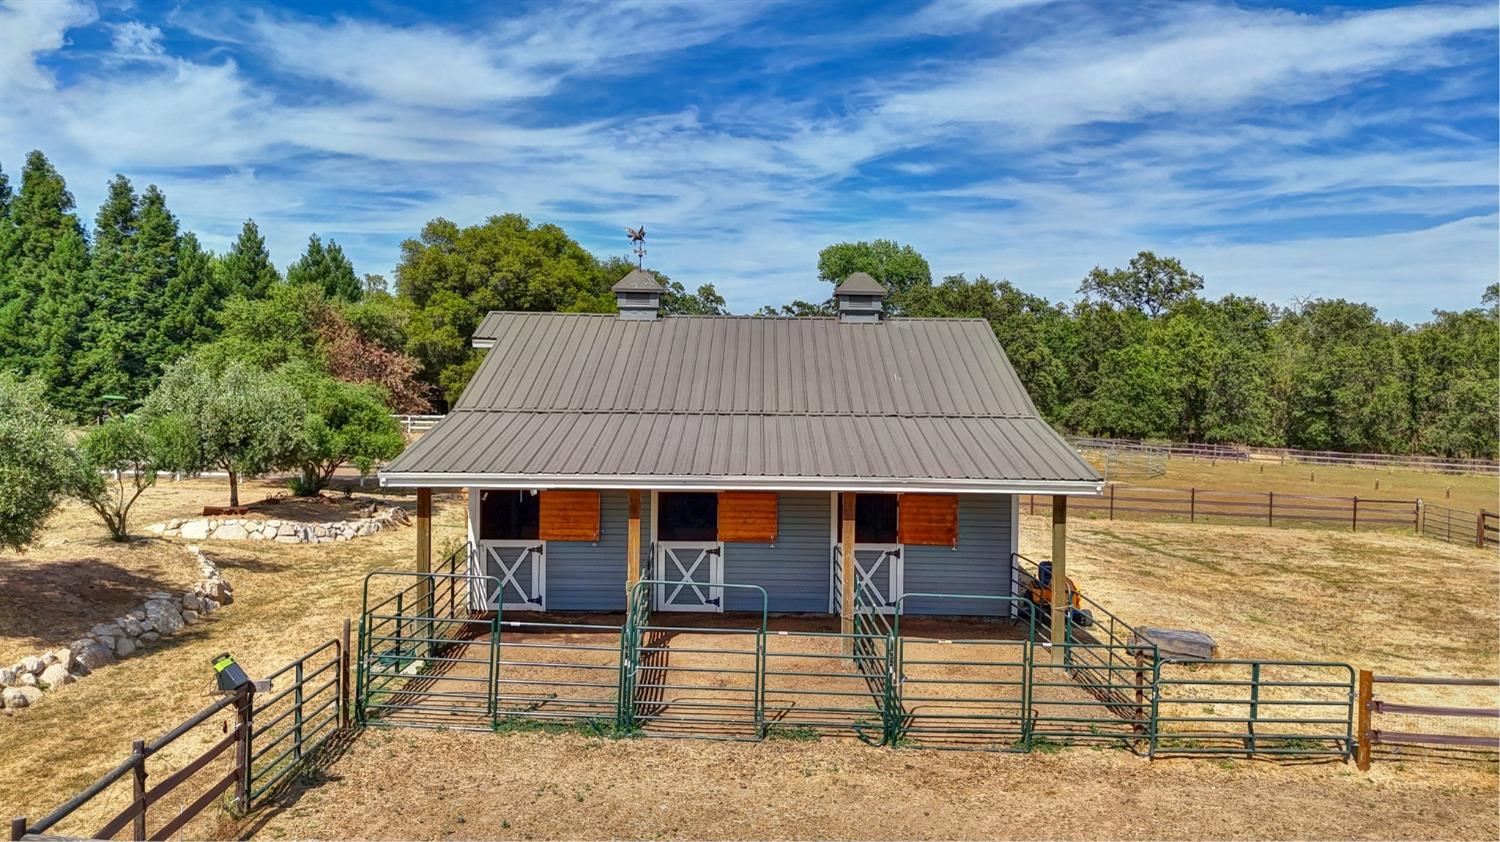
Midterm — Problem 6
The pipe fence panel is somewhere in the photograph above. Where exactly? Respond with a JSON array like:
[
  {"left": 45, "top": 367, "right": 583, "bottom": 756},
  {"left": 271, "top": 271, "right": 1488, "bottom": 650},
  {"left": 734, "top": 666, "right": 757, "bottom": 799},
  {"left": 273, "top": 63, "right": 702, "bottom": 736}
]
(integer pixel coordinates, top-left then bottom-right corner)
[
  {"left": 248, "top": 638, "right": 343, "bottom": 802},
  {"left": 1152, "top": 660, "right": 1355, "bottom": 759}
]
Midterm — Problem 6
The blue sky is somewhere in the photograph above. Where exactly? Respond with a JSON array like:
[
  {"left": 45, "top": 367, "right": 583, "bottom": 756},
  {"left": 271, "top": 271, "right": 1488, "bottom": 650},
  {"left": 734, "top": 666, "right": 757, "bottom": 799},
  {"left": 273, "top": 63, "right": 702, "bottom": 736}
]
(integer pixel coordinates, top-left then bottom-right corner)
[{"left": 2, "top": 0, "right": 1495, "bottom": 320}]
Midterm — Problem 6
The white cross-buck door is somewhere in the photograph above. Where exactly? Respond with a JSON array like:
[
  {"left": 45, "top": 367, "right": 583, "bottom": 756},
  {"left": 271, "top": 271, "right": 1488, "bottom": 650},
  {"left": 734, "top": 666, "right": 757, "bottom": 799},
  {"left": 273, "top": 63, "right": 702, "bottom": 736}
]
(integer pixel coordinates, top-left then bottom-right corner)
[
  {"left": 476, "top": 540, "right": 546, "bottom": 611},
  {"left": 852, "top": 544, "right": 903, "bottom": 615},
  {"left": 654, "top": 542, "right": 724, "bottom": 612}
]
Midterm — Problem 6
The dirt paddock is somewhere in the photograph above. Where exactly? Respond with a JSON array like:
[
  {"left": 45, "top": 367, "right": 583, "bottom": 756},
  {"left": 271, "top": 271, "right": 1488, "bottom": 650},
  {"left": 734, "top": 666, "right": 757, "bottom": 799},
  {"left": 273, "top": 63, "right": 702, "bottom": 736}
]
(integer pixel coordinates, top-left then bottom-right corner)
[
  {"left": 364, "top": 611, "right": 1126, "bottom": 751},
  {"left": 237, "top": 727, "right": 1499, "bottom": 841}
]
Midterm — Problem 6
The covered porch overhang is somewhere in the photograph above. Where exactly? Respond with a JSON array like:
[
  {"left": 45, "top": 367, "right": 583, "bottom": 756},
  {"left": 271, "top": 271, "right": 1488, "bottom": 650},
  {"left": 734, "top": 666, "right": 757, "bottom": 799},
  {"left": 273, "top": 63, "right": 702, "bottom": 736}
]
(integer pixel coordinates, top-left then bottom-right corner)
[{"left": 387, "top": 471, "right": 1098, "bottom": 665}]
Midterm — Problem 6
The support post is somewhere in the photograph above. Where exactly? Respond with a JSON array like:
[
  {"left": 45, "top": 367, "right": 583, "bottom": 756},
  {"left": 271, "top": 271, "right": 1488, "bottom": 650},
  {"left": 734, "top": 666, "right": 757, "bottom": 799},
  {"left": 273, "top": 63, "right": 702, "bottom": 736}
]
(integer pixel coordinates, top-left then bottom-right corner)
[
  {"left": 11, "top": 817, "right": 25, "bottom": 842},
  {"left": 233, "top": 684, "right": 254, "bottom": 812},
  {"left": 1356, "top": 669, "right": 1373, "bottom": 770},
  {"left": 1050, "top": 495, "right": 1068, "bottom": 664},
  {"left": 840, "top": 493, "right": 856, "bottom": 641},
  {"left": 340, "top": 618, "right": 352, "bottom": 730},
  {"left": 1352, "top": 496, "right": 1359, "bottom": 532},
  {"left": 416, "top": 488, "right": 432, "bottom": 575},
  {"left": 131, "top": 740, "right": 146, "bottom": 841},
  {"left": 626, "top": 490, "right": 642, "bottom": 602},
  {"left": 1477, "top": 511, "right": 1486, "bottom": 550}
]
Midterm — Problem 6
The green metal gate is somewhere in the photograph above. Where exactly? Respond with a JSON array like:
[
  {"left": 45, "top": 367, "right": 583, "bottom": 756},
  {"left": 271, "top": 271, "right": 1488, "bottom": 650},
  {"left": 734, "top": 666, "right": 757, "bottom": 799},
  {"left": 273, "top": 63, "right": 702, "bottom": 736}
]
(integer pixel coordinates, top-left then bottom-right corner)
[{"left": 1151, "top": 659, "right": 1356, "bottom": 759}]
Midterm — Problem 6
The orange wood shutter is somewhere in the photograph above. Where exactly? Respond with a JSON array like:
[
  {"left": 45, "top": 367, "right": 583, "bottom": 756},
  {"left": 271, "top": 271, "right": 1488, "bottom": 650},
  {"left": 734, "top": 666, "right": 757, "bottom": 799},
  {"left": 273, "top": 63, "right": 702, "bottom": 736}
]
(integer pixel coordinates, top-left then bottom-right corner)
[
  {"left": 718, "top": 492, "right": 778, "bottom": 543},
  {"left": 538, "top": 490, "right": 601, "bottom": 542},
  {"left": 898, "top": 494, "right": 958, "bottom": 547}
]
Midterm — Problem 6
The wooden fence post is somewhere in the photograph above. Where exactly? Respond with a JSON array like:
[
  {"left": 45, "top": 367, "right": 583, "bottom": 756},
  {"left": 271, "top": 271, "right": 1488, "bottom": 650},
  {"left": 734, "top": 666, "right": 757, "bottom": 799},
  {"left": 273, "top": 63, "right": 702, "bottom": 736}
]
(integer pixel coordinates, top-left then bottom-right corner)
[
  {"left": 11, "top": 817, "right": 25, "bottom": 841},
  {"left": 131, "top": 740, "right": 147, "bottom": 841},
  {"left": 1109, "top": 484, "right": 1115, "bottom": 520},
  {"left": 1267, "top": 491, "right": 1274, "bottom": 526},
  {"left": 234, "top": 684, "right": 254, "bottom": 812},
  {"left": 1478, "top": 511, "right": 1486, "bottom": 550},
  {"left": 1415, "top": 499, "right": 1424, "bottom": 535},
  {"left": 1352, "top": 496, "right": 1359, "bottom": 532},
  {"left": 1189, "top": 488, "right": 1196, "bottom": 523},
  {"left": 1356, "top": 669, "right": 1373, "bottom": 771}
]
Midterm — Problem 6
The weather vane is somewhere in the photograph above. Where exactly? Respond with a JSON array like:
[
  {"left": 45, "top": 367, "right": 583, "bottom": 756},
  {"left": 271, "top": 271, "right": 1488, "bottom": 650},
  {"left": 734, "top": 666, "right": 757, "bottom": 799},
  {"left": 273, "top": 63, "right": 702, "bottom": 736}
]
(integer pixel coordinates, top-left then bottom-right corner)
[{"left": 625, "top": 225, "right": 646, "bottom": 268}]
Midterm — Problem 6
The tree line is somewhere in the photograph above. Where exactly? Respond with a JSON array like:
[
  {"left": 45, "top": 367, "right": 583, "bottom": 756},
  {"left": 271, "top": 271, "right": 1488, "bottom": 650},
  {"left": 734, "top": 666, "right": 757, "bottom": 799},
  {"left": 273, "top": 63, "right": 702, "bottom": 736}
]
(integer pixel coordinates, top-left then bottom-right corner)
[{"left": 2, "top": 149, "right": 1495, "bottom": 465}]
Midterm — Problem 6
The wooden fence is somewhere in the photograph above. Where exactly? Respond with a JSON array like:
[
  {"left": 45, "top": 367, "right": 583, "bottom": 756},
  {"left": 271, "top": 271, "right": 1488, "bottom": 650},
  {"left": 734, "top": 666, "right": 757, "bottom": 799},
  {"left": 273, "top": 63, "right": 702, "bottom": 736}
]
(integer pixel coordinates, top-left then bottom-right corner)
[
  {"left": 10, "top": 629, "right": 350, "bottom": 841},
  {"left": 1022, "top": 486, "right": 1418, "bottom": 532},
  {"left": 1356, "top": 671, "right": 1500, "bottom": 770},
  {"left": 1066, "top": 436, "right": 1498, "bottom": 476}
]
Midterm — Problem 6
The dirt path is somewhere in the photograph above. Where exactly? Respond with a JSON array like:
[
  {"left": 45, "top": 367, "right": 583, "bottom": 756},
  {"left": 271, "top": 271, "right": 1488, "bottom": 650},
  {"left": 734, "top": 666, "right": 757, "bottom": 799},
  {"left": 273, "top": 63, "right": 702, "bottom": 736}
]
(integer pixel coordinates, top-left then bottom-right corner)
[{"left": 239, "top": 728, "right": 1499, "bottom": 840}]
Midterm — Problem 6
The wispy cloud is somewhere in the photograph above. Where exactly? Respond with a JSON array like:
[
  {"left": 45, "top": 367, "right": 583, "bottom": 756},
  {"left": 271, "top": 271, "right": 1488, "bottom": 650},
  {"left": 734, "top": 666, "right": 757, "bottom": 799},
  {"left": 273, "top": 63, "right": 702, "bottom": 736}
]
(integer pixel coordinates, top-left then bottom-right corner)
[{"left": 0, "top": 0, "right": 1493, "bottom": 319}]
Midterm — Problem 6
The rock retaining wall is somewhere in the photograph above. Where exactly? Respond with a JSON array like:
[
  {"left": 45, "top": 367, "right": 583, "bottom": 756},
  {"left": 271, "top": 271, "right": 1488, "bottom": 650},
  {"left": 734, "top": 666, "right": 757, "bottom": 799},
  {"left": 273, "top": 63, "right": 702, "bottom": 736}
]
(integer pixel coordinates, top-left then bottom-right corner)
[
  {"left": 1, "top": 546, "right": 234, "bottom": 714},
  {"left": 147, "top": 504, "right": 409, "bottom": 543}
]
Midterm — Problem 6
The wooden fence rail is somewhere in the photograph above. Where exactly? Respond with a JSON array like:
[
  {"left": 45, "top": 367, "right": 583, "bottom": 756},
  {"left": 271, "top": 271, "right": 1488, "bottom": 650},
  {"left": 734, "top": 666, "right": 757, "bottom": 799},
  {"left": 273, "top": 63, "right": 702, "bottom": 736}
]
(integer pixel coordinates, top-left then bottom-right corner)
[
  {"left": 1356, "top": 671, "right": 1500, "bottom": 770},
  {"left": 1023, "top": 486, "right": 1419, "bottom": 532},
  {"left": 1063, "top": 436, "right": 1498, "bottom": 476},
  {"left": 11, "top": 633, "right": 349, "bottom": 841}
]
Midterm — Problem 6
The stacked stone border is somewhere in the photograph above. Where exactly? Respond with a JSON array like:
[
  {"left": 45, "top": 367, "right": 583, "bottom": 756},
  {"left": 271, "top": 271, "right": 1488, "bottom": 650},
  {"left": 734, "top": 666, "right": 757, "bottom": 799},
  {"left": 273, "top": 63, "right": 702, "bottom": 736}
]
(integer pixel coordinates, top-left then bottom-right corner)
[
  {"left": 0, "top": 546, "right": 234, "bottom": 714},
  {"left": 147, "top": 503, "right": 409, "bottom": 543}
]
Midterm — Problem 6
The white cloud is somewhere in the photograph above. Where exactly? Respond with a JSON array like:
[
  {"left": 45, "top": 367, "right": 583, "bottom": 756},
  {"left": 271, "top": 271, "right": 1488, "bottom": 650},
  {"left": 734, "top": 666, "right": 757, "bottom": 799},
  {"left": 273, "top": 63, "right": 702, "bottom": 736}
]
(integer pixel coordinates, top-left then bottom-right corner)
[
  {"left": 0, "top": 0, "right": 97, "bottom": 91},
  {"left": 108, "top": 20, "right": 164, "bottom": 57}
]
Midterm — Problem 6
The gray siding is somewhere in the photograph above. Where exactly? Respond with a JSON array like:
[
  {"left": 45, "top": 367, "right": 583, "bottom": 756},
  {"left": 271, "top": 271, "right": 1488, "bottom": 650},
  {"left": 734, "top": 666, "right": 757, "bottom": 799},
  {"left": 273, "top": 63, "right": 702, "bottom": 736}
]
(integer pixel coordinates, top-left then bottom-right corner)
[
  {"left": 901, "top": 494, "right": 1013, "bottom": 616},
  {"left": 723, "top": 492, "right": 830, "bottom": 613},
  {"left": 545, "top": 491, "right": 650, "bottom": 611}
]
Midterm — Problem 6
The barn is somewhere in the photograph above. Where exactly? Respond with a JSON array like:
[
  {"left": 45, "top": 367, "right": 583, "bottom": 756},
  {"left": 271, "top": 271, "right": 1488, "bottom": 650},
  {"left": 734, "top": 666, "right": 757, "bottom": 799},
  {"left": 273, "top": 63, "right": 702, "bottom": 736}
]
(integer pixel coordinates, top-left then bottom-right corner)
[{"left": 380, "top": 270, "right": 1102, "bottom": 644}]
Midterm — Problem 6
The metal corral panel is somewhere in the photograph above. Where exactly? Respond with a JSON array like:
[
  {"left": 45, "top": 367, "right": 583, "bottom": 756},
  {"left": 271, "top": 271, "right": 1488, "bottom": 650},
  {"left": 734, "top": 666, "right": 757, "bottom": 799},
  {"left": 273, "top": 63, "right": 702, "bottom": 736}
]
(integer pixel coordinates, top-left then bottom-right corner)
[
  {"left": 722, "top": 492, "right": 831, "bottom": 612},
  {"left": 902, "top": 495, "right": 1013, "bottom": 616},
  {"left": 545, "top": 491, "right": 650, "bottom": 611}
]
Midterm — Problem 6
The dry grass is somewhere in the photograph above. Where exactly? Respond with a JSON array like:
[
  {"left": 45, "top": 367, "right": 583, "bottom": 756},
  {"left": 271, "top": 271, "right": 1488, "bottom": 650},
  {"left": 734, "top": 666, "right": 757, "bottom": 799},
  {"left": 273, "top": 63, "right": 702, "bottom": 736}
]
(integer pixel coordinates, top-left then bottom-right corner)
[
  {"left": 2, "top": 474, "right": 1497, "bottom": 840},
  {"left": 1130, "top": 457, "right": 1498, "bottom": 514}
]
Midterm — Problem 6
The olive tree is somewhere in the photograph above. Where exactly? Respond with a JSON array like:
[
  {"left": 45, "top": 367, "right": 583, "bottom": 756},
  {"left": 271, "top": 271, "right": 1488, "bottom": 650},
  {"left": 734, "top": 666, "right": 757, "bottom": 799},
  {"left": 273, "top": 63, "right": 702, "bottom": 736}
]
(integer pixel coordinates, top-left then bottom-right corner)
[
  {"left": 74, "top": 417, "right": 163, "bottom": 541},
  {"left": 0, "top": 371, "right": 79, "bottom": 551},
  {"left": 277, "top": 362, "right": 405, "bottom": 495},
  {"left": 141, "top": 356, "right": 304, "bottom": 507}
]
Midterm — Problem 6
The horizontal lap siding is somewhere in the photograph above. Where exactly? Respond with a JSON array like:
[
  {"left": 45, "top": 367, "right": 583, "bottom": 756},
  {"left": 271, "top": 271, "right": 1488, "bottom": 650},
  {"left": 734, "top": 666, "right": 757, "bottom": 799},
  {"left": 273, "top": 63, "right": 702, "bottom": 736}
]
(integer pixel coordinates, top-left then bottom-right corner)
[
  {"left": 545, "top": 491, "right": 649, "bottom": 611},
  {"left": 901, "top": 494, "right": 1013, "bottom": 616},
  {"left": 723, "top": 492, "right": 830, "bottom": 612}
]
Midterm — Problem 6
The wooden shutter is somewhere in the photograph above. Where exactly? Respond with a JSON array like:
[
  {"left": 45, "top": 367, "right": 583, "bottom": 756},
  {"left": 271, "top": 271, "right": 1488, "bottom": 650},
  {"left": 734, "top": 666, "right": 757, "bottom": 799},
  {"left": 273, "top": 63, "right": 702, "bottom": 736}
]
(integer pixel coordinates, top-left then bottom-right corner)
[
  {"left": 898, "top": 494, "right": 958, "bottom": 547},
  {"left": 718, "top": 492, "right": 778, "bottom": 543},
  {"left": 538, "top": 490, "right": 601, "bottom": 542}
]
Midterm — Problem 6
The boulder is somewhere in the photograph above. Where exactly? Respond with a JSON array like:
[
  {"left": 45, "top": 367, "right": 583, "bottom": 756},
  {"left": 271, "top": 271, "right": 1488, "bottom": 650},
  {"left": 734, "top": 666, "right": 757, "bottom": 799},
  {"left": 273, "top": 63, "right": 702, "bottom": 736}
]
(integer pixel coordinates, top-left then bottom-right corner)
[
  {"left": 51, "top": 648, "right": 73, "bottom": 671},
  {"left": 182, "top": 610, "right": 199, "bottom": 624},
  {"left": 18, "top": 673, "right": 37, "bottom": 687},
  {"left": 40, "top": 651, "right": 59, "bottom": 667},
  {"left": 214, "top": 523, "right": 249, "bottom": 541},
  {"left": 2, "top": 686, "right": 42, "bottom": 709},
  {"left": 128, "top": 609, "right": 146, "bottom": 621},
  {"left": 179, "top": 520, "right": 210, "bottom": 540},
  {"left": 19, "top": 655, "right": 44, "bottom": 675},
  {"left": 144, "top": 599, "right": 184, "bottom": 635},
  {"left": 140, "top": 631, "right": 160, "bottom": 643},
  {"left": 39, "top": 664, "right": 73, "bottom": 688},
  {"left": 70, "top": 639, "right": 114, "bottom": 672},
  {"left": 113, "top": 637, "right": 136, "bottom": 658},
  {"left": 122, "top": 618, "right": 144, "bottom": 637},
  {"left": 0, "top": 668, "right": 15, "bottom": 687}
]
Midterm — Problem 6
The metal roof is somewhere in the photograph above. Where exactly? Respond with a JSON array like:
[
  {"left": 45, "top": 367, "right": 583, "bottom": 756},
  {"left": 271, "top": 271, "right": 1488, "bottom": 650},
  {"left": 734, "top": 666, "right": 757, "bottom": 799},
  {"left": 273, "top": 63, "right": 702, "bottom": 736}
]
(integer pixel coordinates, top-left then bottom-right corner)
[
  {"left": 386, "top": 312, "right": 1101, "bottom": 493},
  {"left": 833, "top": 272, "right": 885, "bottom": 295},
  {"left": 611, "top": 268, "right": 665, "bottom": 293}
]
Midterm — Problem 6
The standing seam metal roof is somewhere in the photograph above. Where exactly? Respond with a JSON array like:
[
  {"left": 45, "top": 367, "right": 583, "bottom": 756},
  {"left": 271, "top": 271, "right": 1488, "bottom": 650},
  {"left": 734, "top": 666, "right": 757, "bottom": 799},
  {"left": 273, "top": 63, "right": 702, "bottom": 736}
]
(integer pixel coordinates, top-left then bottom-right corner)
[{"left": 386, "top": 313, "right": 1100, "bottom": 490}]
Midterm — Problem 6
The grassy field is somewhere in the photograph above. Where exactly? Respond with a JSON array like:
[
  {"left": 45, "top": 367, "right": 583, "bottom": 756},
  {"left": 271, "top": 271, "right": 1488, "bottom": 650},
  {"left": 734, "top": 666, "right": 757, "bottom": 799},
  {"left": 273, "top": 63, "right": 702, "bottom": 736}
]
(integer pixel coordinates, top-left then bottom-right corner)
[
  {"left": 1, "top": 474, "right": 1496, "bottom": 840},
  {"left": 1128, "top": 456, "right": 1498, "bottom": 514}
]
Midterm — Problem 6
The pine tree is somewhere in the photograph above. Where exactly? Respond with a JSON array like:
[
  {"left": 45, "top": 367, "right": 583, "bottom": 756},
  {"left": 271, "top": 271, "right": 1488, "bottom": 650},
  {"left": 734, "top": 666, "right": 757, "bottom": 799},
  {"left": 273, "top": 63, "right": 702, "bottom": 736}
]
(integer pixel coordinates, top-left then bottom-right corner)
[
  {"left": 0, "top": 152, "right": 89, "bottom": 405},
  {"left": 71, "top": 176, "right": 141, "bottom": 409},
  {"left": 287, "top": 233, "right": 361, "bottom": 301},
  {"left": 218, "top": 219, "right": 280, "bottom": 298},
  {"left": 154, "top": 231, "right": 225, "bottom": 365}
]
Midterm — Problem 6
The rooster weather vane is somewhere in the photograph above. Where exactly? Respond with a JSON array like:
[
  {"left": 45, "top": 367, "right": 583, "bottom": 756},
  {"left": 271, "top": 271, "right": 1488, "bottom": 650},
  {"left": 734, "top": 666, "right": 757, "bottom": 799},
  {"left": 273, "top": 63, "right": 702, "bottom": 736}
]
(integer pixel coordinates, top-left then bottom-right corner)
[{"left": 625, "top": 225, "right": 646, "bottom": 268}]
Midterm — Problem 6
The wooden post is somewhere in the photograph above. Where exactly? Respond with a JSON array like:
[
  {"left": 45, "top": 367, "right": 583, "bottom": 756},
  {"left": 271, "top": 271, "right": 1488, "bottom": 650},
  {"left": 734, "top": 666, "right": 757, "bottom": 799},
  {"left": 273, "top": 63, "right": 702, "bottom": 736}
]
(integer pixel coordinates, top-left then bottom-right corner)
[
  {"left": 626, "top": 491, "right": 642, "bottom": 602},
  {"left": 1267, "top": 491, "right": 1274, "bottom": 527},
  {"left": 11, "top": 817, "right": 26, "bottom": 842},
  {"left": 1415, "top": 499, "right": 1424, "bottom": 535},
  {"left": 233, "top": 684, "right": 254, "bottom": 812},
  {"left": 131, "top": 740, "right": 147, "bottom": 841},
  {"left": 1189, "top": 488, "right": 1196, "bottom": 523},
  {"left": 1109, "top": 484, "right": 1115, "bottom": 520},
  {"left": 1352, "top": 496, "right": 1359, "bottom": 532},
  {"left": 840, "top": 494, "right": 856, "bottom": 641},
  {"left": 1050, "top": 495, "right": 1068, "bottom": 663},
  {"left": 1356, "top": 669, "right": 1373, "bottom": 770},
  {"left": 416, "top": 488, "right": 432, "bottom": 575},
  {"left": 1477, "top": 511, "right": 1486, "bottom": 550}
]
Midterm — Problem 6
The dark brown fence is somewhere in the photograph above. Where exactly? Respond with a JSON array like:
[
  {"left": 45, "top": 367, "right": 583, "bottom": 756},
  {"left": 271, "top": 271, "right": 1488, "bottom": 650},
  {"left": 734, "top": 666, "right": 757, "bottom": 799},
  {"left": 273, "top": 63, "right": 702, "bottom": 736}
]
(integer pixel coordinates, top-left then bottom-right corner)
[
  {"left": 10, "top": 633, "right": 349, "bottom": 841},
  {"left": 1356, "top": 671, "right": 1500, "bottom": 770},
  {"left": 1419, "top": 504, "right": 1498, "bottom": 551},
  {"left": 1066, "top": 436, "right": 1498, "bottom": 476},
  {"left": 1022, "top": 486, "right": 1418, "bottom": 532}
]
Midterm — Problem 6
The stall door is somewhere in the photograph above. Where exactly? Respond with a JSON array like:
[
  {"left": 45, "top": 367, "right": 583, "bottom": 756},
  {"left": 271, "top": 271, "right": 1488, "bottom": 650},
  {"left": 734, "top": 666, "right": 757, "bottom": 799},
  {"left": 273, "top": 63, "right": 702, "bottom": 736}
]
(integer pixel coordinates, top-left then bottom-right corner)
[
  {"left": 654, "top": 542, "right": 724, "bottom": 612},
  {"left": 476, "top": 540, "right": 546, "bottom": 611},
  {"left": 852, "top": 544, "right": 903, "bottom": 614}
]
